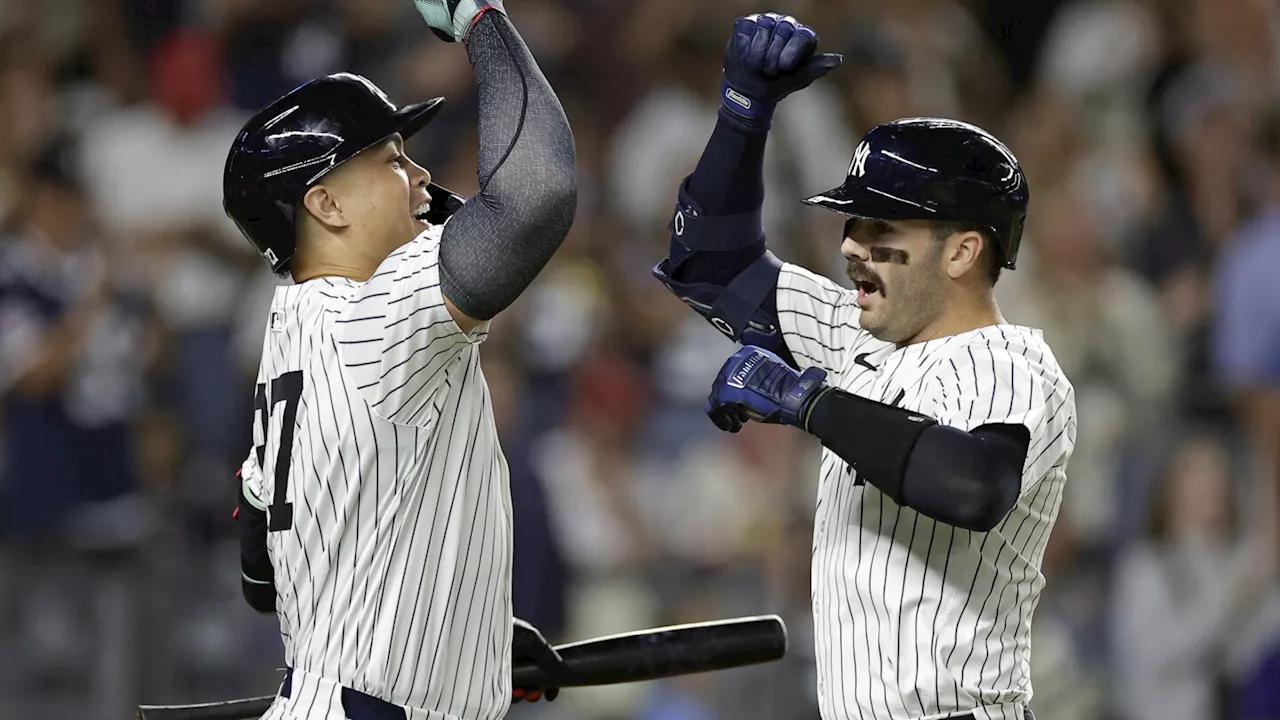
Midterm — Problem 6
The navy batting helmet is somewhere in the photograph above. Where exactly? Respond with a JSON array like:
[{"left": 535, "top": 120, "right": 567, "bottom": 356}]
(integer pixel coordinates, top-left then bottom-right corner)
[
  {"left": 223, "top": 72, "right": 461, "bottom": 273},
  {"left": 803, "top": 117, "right": 1029, "bottom": 269}
]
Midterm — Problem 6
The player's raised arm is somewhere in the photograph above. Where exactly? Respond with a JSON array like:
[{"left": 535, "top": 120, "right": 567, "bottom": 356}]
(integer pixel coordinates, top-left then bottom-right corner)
[
  {"left": 652, "top": 13, "right": 844, "bottom": 372},
  {"left": 327, "top": 2, "right": 576, "bottom": 426},
  {"left": 415, "top": 0, "right": 576, "bottom": 331}
]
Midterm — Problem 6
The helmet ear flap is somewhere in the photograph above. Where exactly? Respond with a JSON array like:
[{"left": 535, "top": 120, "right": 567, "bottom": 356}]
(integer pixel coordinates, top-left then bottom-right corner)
[{"left": 1003, "top": 210, "right": 1026, "bottom": 269}]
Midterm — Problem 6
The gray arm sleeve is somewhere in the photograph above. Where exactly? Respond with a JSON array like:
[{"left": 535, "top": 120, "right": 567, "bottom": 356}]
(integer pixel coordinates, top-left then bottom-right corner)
[{"left": 439, "top": 11, "right": 577, "bottom": 321}]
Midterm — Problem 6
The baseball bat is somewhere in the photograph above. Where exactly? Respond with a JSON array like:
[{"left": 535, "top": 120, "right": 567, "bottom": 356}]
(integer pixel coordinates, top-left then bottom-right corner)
[
  {"left": 512, "top": 613, "right": 787, "bottom": 689},
  {"left": 136, "top": 614, "right": 787, "bottom": 720}
]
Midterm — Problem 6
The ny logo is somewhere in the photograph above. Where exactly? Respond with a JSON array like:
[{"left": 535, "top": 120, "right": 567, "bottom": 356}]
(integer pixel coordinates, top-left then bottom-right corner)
[{"left": 850, "top": 141, "right": 871, "bottom": 178}]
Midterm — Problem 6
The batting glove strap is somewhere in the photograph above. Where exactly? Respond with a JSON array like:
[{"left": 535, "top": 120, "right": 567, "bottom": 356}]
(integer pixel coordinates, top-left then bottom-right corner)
[
  {"left": 720, "top": 79, "right": 777, "bottom": 130},
  {"left": 776, "top": 366, "right": 828, "bottom": 427},
  {"left": 666, "top": 180, "right": 765, "bottom": 253}
]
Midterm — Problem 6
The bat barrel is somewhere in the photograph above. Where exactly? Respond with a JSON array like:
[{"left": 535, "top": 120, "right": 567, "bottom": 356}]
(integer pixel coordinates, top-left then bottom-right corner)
[{"left": 512, "top": 615, "right": 787, "bottom": 688}]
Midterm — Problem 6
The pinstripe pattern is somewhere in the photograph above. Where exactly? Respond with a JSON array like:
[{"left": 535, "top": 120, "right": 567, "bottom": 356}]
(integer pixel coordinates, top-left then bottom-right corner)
[
  {"left": 240, "top": 226, "right": 512, "bottom": 720},
  {"left": 776, "top": 264, "right": 1076, "bottom": 720}
]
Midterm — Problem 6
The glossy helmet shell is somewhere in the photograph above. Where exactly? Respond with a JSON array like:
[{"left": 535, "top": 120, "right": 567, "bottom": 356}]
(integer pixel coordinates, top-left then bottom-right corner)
[
  {"left": 804, "top": 117, "right": 1029, "bottom": 269},
  {"left": 222, "top": 73, "right": 445, "bottom": 272}
]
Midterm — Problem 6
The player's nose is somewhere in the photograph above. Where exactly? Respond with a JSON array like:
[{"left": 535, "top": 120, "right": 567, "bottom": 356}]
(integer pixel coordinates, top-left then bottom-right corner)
[
  {"left": 406, "top": 155, "right": 431, "bottom": 187},
  {"left": 841, "top": 235, "right": 869, "bottom": 262}
]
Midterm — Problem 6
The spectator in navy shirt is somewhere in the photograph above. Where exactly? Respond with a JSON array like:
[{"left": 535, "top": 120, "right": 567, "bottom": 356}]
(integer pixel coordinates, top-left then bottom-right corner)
[
  {"left": 0, "top": 139, "right": 151, "bottom": 543},
  {"left": 0, "top": 138, "right": 157, "bottom": 717}
]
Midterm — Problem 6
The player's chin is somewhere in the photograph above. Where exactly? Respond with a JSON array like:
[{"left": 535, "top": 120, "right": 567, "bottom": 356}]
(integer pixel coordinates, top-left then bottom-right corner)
[
  {"left": 859, "top": 310, "right": 892, "bottom": 340},
  {"left": 400, "top": 215, "right": 427, "bottom": 240},
  {"left": 857, "top": 300, "right": 884, "bottom": 327}
]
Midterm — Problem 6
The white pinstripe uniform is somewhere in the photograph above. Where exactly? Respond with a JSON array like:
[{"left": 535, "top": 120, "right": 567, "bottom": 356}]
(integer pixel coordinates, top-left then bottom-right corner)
[
  {"left": 240, "top": 224, "right": 513, "bottom": 720},
  {"left": 775, "top": 263, "right": 1077, "bottom": 720}
]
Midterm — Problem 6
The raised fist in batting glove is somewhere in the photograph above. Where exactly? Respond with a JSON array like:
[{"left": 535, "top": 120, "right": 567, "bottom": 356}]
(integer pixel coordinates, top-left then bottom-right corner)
[
  {"left": 707, "top": 346, "right": 830, "bottom": 433},
  {"left": 413, "top": 0, "right": 505, "bottom": 43},
  {"left": 511, "top": 617, "right": 568, "bottom": 703},
  {"left": 720, "top": 12, "right": 843, "bottom": 129}
]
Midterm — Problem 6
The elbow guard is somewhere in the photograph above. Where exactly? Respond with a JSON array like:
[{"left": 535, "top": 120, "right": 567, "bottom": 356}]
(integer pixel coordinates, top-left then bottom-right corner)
[{"left": 652, "top": 180, "right": 788, "bottom": 356}]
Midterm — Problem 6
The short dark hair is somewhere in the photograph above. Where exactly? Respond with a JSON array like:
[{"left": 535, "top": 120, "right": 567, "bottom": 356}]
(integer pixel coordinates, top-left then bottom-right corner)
[{"left": 931, "top": 221, "right": 1003, "bottom": 286}]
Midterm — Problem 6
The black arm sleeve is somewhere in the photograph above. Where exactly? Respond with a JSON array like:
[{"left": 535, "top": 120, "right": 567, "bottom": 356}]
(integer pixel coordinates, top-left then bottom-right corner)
[
  {"left": 238, "top": 485, "right": 276, "bottom": 615},
  {"left": 806, "top": 388, "right": 1029, "bottom": 532},
  {"left": 900, "top": 424, "right": 1029, "bottom": 532},
  {"left": 438, "top": 11, "right": 577, "bottom": 321}
]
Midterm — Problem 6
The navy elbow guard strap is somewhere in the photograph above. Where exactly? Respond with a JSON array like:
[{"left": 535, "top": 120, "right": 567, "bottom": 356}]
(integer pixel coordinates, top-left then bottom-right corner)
[{"left": 652, "top": 185, "right": 786, "bottom": 354}]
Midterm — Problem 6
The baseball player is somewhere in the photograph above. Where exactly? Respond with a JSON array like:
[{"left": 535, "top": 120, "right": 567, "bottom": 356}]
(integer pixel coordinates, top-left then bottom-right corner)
[
  {"left": 653, "top": 13, "right": 1077, "bottom": 720},
  {"left": 221, "top": 1, "right": 576, "bottom": 718}
]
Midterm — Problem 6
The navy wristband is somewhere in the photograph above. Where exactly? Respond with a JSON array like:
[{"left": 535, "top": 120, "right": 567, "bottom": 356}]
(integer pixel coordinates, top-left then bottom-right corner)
[{"left": 720, "top": 80, "right": 776, "bottom": 130}]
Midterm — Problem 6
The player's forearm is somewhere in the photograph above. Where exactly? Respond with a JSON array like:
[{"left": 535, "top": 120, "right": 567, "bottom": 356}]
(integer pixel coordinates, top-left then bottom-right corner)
[
  {"left": 438, "top": 11, "right": 577, "bottom": 321},
  {"left": 806, "top": 390, "right": 1027, "bottom": 532},
  {"left": 237, "top": 484, "right": 276, "bottom": 614},
  {"left": 688, "top": 116, "right": 770, "bottom": 216}
]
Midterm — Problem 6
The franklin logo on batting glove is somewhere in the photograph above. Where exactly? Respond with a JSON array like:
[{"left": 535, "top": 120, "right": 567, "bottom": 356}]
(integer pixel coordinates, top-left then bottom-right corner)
[{"left": 728, "top": 349, "right": 766, "bottom": 388}]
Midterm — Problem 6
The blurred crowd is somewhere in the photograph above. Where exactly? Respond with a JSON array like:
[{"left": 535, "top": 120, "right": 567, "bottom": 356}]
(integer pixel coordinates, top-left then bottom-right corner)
[{"left": 0, "top": 0, "right": 1278, "bottom": 719}]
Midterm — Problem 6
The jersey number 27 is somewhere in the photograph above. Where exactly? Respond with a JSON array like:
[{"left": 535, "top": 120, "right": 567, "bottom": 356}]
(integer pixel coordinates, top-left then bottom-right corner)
[{"left": 254, "top": 370, "right": 304, "bottom": 532}]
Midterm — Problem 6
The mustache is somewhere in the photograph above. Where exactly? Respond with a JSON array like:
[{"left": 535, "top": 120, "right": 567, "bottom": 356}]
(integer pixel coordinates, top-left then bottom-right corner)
[{"left": 846, "top": 260, "right": 885, "bottom": 292}]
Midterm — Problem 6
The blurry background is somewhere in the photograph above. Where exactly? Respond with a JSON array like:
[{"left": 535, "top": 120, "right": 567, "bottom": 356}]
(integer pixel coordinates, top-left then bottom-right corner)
[{"left": 0, "top": 0, "right": 1278, "bottom": 719}]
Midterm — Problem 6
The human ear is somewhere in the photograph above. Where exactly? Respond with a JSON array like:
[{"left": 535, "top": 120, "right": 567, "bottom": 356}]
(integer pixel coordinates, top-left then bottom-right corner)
[
  {"left": 945, "top": 231, "right": 983, "bottom": 280},
  {"left": 301, "top": 185, "right": 351, "bottom": 230}
]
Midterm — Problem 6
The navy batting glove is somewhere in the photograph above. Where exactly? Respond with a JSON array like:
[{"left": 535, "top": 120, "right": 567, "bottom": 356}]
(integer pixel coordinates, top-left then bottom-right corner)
[
  {"left": 721, "top": 13, "right": 843, "bottom": 130},
  {"left": 706, "top": 345, "right": 829, "bottom": 432}
]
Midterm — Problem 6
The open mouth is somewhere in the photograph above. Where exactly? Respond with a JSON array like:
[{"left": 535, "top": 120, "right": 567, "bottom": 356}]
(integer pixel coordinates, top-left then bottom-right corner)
[
  {"left": 852, "top": 276, "right": 883, "bottom": 308},
  {"left": 846, "top": 262, "right": 884, "bottom": 305},
  {"left": 412, "top": 200, "right": 432, "bottom": 222}
]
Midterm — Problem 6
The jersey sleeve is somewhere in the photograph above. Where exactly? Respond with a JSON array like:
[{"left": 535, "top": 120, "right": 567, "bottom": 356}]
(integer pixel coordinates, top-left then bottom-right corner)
[
  {"left": 922, "top": 342, "right": 1058, "bottom": 487},
  {"left": 775, "top": 262, "right": 861, "bottom": 378},
  {"left": 335, "top": 229, "right": 489, "bottom": 426},
  {"left": 923, "top": 343, "right": 1048, "bottom": 432}
]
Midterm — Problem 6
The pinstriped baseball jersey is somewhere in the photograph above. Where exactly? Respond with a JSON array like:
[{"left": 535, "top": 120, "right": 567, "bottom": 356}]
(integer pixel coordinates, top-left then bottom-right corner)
[
  {"left": 240, "top": 225, "right": 514, "bottom": 720},
  {"left": 776, "top": 263, "right": 1077, "bottom": 720}
]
